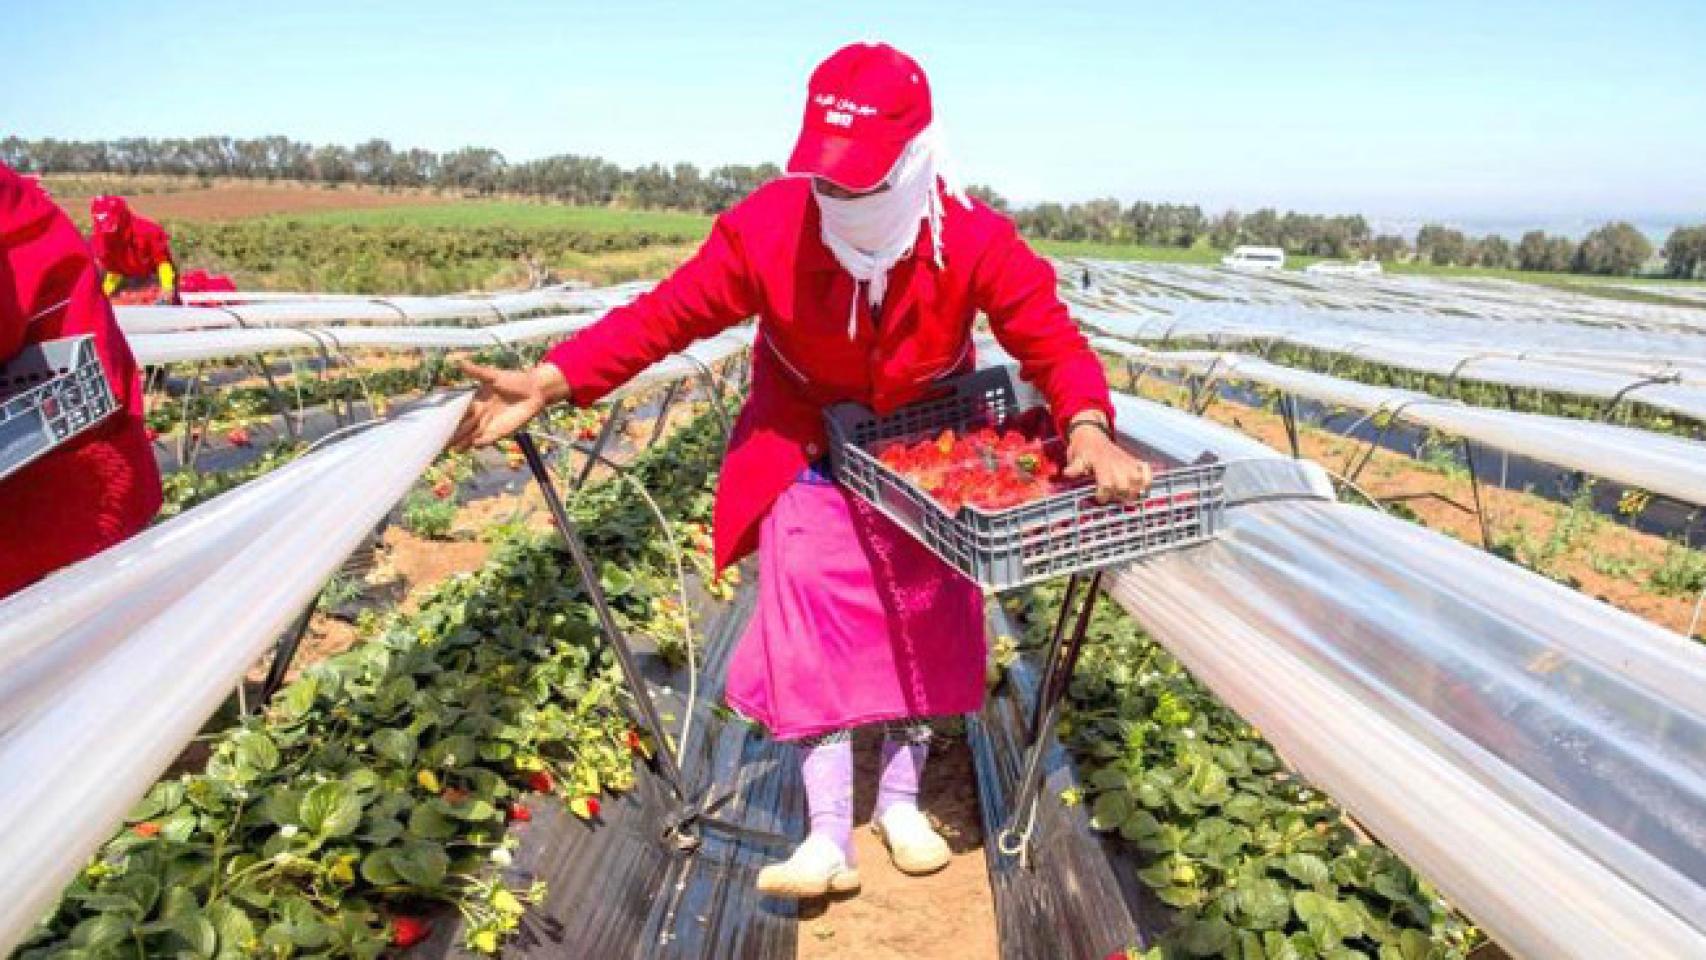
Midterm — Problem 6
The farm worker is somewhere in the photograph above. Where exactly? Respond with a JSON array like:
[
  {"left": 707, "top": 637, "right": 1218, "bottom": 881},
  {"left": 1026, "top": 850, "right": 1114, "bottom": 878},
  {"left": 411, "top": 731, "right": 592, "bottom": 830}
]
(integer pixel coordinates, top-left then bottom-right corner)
[
  {"left": 0, "top": 165, "right": 163, "bottom": 597},
  {"left": 88, "top": 195, "right": 178, "bottom": 304},
  {"left": 450, "top": 42, "right": 1150, "bottom": 897},
  {"left": 179, "top": 268, "right": 238, "bottom": 307}
]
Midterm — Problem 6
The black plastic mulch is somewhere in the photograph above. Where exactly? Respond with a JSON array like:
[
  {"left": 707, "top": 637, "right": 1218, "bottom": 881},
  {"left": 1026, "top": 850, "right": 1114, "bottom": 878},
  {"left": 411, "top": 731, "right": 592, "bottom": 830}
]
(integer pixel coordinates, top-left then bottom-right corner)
[
  {"left": 968, "top": 604, "right": 1172, "bottom": 960},
  {"left": 418, "top": 583, "right": 1166, "bottom": 959},
  {"left": 420, "top": 581, "right": 805, "bottom": 960}
]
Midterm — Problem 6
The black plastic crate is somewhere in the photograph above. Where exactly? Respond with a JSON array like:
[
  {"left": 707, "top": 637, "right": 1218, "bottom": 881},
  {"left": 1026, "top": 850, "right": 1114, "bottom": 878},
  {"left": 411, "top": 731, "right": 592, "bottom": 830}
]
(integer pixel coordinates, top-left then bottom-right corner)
[
  {"left": 1, "top": 336, "right": 118, "bottom": 483},
  {"left": 825, "top": 365, "right": 1224, "bottom": 591}
]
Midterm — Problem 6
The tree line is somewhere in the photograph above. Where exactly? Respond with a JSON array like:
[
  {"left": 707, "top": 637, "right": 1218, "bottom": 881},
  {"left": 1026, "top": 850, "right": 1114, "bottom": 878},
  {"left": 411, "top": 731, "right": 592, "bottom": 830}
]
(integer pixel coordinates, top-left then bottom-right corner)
[
  {"left": 0, "top": 135, "right": 780, "bottom": 214},
  {"left": 4, "top": 135, "right": 1701, "bottom": 279}
]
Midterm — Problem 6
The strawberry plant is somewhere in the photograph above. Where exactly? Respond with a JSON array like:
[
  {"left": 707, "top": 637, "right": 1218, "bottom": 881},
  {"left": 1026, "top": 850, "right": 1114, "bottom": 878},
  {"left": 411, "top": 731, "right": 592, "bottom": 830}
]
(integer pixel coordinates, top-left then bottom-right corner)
[
  {"left": 1004, "top": 583, "right": 1483, "bottom": 960},
  {"left": 19, "top": 408, "right": 730, "bottom": 958}
]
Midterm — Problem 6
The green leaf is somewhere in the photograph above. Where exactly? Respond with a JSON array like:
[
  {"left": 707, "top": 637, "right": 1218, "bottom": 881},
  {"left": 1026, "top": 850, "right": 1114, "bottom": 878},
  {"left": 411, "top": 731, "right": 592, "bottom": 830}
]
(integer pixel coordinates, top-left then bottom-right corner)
[
  {"left": 1223, "top": 793, "right": 1265, "bottom": 824},
  {"left": 113, "top": 873, "right": 162, "bottom": 916},
  {"left": 127, "top": 780, "right": 186, "bottom": 822},
  {"left": 446, "top": 798, "right": 498, "bottom": 822},
  {"left": 208, "top": 903, "right": 257, "bottom": 960},
  {"left": 160, "top": 885, "right": 199, "bottom": 920},
  {"left": 422, "top": 734, "right": 478, "bottom": 769},
  {"left": 359, "top": 848, "right": 401, "bottom": 886},
  {"left": 371, "top": 728, "right": 416, "bottom": 766},
  {"left": 172, "top": 911, "right": 218, "bottom": 958},
  {"left": 236, "top": 732, "right": 281, "bottom": 772},
  {"left": 1090, "top": 790, "right": 1132, "bottom": 831},
  {"left": 407, "top": 802, "right": 458, "bottom": 840},
  {"left": 391, "top": 840, "right": 449, "bottom": 888},
  {"left": 70, "top": 913, "right": 133, "bottom": 951},
  {"left": 1155, "top": 884, "right": 1203, "bottom": 908},
  {"left": 259, "top": 787, "right": 300, "bottom": 826},
  {"left": 299, "top": 782, "right": 363, "bottom": 838},
  {"left": 1176, "top": 918, "right": 1233, "bottom": 957},
  {"left": 1382, "top": 930, "right": 1434, "bottom": 960},
  {"left": 1119, "top": 809, "right": 1162, "bottom": 844},
  {"left": 1235, "top": 878, "right": 1293, "bottom": 930},
  {"left": 599, "top": 564, "right": 636, "bottom": 595},
  {"left": 275, "top": 676, "right": 319, "bottom": 720},
  {"left": 1089, "top": 766, "right": 1129, "bottom": 790},
  {"left": 1283, "top": 852, "right": 1331, "bottom": 887},
  {"left": 278, "top": 897, "right": 331, "bottom": 948},
  {"left": 1264, "top": 931, "right": 1304, "bottom": 960}
]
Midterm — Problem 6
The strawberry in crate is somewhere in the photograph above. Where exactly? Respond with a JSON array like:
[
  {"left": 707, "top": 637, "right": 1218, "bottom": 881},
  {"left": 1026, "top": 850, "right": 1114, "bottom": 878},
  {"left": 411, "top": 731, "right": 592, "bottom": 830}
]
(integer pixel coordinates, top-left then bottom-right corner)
[{"left": 875, "top": 412, "right": 1070, "bottom": 513}]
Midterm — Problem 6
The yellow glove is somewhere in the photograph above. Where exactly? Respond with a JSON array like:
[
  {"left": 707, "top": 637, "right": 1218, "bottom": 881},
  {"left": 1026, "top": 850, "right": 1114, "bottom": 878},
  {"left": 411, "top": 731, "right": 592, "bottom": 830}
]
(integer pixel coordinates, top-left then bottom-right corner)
[
  {"left": 102, "top": 272, "right": 122, "bottom": 296},
  {"left": 157, "top": 262, "right": 177, "bottom": 302}
]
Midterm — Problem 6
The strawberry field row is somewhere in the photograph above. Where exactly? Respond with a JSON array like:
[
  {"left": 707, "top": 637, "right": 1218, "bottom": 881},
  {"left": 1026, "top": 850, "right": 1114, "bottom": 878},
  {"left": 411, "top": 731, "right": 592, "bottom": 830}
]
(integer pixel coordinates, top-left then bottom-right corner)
[
  {"left": 1001, "top": 584, "right": 1484, "bottom": 960},
  {"left": 16, "top": 406, "right": 728, "bottom": 959}
]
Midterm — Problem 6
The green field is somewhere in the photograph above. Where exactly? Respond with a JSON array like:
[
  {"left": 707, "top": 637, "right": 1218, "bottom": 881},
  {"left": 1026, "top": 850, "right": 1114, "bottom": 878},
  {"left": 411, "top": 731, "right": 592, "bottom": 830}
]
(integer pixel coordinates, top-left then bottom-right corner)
[{"left": 276, "top": 200, "right": 714, "bottom": 237}]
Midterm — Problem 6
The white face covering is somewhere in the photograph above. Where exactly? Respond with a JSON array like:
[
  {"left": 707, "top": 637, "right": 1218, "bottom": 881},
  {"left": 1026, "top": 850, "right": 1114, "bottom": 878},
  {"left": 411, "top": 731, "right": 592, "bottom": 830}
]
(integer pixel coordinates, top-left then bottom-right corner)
[{"left": 814, "top": 123, "right": 971, "bottom": 337}]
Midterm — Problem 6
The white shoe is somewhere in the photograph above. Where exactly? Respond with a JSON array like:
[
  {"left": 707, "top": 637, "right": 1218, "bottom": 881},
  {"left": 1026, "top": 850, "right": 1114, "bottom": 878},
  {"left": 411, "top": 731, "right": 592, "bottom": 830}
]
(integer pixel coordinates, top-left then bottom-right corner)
[
  {"left": 874, "top": 804, "right": 951, "bottom": 876},
  {"left": 756, "top": 834, "right": 861, "bottom": 899}
]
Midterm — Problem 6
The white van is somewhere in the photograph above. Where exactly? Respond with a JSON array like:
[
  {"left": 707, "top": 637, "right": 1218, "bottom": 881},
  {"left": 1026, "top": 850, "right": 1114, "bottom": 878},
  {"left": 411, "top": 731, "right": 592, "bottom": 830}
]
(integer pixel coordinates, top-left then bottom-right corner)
[{"left": 1221, "top": 245, "right": 1286, "bottom": 270}]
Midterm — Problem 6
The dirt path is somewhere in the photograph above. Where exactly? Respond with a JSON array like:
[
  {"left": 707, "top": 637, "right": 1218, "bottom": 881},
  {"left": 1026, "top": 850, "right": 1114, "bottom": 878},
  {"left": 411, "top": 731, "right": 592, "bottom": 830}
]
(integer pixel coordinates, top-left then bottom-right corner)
[
  {"left": 1120, "top": 372, "right": 1704, "bottom": 639},
  {"left": 796, "top": 732, "right": 999, "bottom": 960},
  {"left": 46, "top": 176, "right": 443, "bottom": 224}
]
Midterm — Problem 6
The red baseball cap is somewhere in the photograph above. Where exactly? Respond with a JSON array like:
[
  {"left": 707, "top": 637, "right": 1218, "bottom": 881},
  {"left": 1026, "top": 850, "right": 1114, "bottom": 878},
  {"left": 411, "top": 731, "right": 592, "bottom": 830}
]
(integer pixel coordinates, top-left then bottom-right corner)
[{"left": 787, "top": 42, "right": 933, "bottom": 192}]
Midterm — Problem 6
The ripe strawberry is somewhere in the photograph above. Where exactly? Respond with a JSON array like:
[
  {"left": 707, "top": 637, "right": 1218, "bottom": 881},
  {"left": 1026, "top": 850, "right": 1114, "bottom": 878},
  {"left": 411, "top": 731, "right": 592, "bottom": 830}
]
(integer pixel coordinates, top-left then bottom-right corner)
[
  {"left": 132, "top": 821, "right": 161, "bottom": 838},
  {"left": 576, "top": 425, "right": 599, "bottom": 441},
  {"left": 624, "top": 729, "right": 643, "bottom": 753},
  {"left": 506, "top": 803, "right": 533, "bottom": 823},
  {"left": 391, "top": 916, "right": 431, "bottom": 948},
  {"left": 526, "top": 770, "right": 554, "bottom": 793},
  {"left": 225, "top": 426, "right": 252, "bottom": 447},
  {"left": 432, "top": 479, "right": 454, "bottom": 500}
]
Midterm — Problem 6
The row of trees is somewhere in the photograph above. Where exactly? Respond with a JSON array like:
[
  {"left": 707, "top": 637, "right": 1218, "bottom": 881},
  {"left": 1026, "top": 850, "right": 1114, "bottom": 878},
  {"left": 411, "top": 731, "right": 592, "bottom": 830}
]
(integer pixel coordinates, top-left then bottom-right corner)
[
  {"left": 1413, "top": 221, "right": 1670, "bottom": 276},
  {"left": 3, "top": 136, "right": 1700, "bottom": 278},
  {"left": 0, "top": 136, "right": 780, "bottom": 214},
  {"left": 1007, "top": 199, "right": 1380, "bottom": 259}
]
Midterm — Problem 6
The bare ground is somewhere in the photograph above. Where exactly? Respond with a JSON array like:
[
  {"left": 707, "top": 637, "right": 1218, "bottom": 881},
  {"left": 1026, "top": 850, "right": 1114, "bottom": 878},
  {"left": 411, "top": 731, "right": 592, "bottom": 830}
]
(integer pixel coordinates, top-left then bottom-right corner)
[
  {"left": 45, "top": 176, "right": 444, "bottom": 224},
  {"left": 797, "top": 734, "right": 998, "bottom": 960}
]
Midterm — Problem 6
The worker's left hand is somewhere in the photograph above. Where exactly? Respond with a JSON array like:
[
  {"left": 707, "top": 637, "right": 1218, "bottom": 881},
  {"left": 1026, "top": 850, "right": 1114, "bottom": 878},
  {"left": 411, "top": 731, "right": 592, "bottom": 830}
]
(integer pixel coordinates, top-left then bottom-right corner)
[{"left": 1063, "top": 414, "right": 1152, "bottom": 502}]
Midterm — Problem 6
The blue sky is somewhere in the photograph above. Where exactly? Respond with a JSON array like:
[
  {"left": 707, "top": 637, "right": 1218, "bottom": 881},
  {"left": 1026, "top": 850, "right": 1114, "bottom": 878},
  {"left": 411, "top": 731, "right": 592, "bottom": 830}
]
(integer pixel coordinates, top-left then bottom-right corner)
[{"left": 5, "top": 0, "right": 1703, "bottom": 229}]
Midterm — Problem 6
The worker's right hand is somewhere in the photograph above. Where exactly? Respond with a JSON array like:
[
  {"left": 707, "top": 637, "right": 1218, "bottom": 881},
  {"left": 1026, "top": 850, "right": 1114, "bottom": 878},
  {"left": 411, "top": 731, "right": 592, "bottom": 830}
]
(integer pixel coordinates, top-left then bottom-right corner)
[{"left": 448, "top": 359, "right": 570, "bottom": 451}]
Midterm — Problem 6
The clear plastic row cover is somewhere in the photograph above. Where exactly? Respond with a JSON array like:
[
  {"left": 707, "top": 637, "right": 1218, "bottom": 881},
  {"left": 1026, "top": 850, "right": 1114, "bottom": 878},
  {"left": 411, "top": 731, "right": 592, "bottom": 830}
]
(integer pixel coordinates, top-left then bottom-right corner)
[
  {"left": 1086, "top": 388, "right": 1706, "bottom": 956},
  {"left": 1080, "top": 303, "right": 1706, "bottom": 423},
  {"left": 0, "top": 394, "right": 471, "bottom": 955},
  {"left": 1095, "top": 340, "right": 1706, "bottom": 508},
  {"left": 1069, "top": 258, "right": 1706, "bottom": 338},
  {"left": 125, "top": 283, "right": 652, "bottom": 334},
  {"left": 127, "top": 313, "right": 602, "bottom": 366},
  {"left": 1112, "top": 498, "right": 1706, "bottom": 958}
]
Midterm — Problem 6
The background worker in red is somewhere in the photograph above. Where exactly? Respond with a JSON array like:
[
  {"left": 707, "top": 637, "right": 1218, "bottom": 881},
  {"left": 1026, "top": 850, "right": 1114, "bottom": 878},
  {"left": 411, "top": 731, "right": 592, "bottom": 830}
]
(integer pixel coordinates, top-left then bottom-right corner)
[
  {"left": 0, "top": 166, "right": 163, "bottom": 598},
  {"left": 450, "top": 42, "right": 1150, "bottom": 898},
  {"left": 88, "top": 194, "right": 178, "bottom": 304}
]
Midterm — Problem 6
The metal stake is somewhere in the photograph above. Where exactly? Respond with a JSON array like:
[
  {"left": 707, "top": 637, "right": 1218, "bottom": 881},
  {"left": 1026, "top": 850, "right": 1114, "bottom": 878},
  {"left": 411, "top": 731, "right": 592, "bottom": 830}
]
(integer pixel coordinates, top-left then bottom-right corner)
[{"left": 997, "top": 571, "right": 1104, "bottom": 863}]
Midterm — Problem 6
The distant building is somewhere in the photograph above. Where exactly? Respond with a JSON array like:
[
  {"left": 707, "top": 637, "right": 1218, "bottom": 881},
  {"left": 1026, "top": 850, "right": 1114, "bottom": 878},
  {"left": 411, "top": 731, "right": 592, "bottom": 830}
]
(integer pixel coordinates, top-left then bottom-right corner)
[
  {"left": 1305, "top": 259, "right": 1383, "bottom": 278},
  {"left": 1221, "top": 245, "right": 1286, "bottom": 270}
]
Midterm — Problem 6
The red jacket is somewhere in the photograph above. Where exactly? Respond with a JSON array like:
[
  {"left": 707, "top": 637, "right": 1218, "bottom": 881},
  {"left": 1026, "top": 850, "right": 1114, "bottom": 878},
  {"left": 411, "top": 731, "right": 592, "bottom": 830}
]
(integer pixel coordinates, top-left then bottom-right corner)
[
  {"left": 1, "top": 166, "right": 163, "bottom": 597},
  {"left": 546, "top": 177, "right": 1113, "bottom": 570},
  {"left": 89, "top": 195, "right": 174, "bottom": 279}
]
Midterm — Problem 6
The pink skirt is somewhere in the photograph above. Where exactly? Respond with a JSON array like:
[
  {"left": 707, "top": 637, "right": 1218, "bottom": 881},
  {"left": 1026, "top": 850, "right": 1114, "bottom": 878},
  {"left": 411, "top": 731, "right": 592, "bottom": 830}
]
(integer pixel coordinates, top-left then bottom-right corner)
[{"left": 724, "top": 480, "right": 988, "bottom": 741}]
